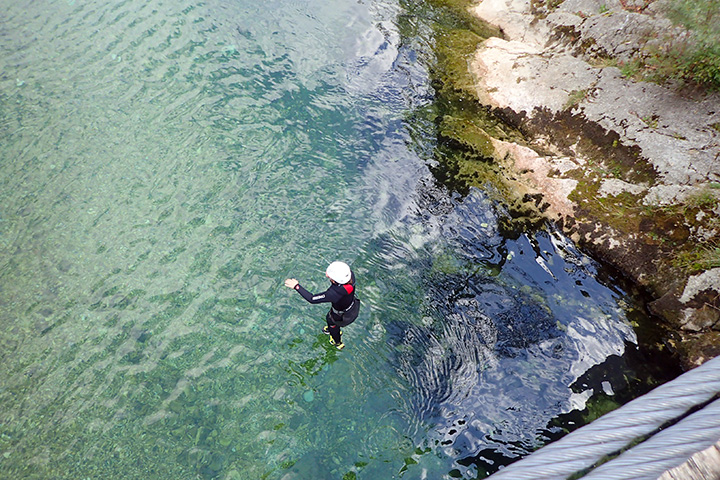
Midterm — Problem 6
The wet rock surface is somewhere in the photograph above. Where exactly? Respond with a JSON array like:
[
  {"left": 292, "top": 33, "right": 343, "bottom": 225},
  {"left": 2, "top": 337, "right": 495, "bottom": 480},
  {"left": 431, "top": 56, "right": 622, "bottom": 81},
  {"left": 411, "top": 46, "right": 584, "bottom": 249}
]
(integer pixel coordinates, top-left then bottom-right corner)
[{"left": 468, "top": 0, "right": 720, "bottom": 367}]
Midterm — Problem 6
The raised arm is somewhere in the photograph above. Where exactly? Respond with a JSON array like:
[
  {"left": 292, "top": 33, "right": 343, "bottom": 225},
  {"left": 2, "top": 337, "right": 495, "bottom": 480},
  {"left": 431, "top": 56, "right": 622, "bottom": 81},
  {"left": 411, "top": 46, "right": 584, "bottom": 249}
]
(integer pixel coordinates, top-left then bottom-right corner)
[{"left": 284, "top": 278, "right": 340, "bottom": 304}]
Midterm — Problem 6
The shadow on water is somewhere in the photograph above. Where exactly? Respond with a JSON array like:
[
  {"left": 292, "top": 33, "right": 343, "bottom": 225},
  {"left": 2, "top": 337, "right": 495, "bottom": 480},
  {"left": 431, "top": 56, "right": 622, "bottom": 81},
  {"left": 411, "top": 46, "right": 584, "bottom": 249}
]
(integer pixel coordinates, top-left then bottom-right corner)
[{"left": 358, "top": 179, "right": 682, "bottom": 478}]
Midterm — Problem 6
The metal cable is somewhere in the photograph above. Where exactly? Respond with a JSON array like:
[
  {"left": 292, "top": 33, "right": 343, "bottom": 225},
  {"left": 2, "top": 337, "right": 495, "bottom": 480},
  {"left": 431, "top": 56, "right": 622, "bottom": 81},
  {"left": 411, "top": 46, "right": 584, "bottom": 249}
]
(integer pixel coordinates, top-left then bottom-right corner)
[
  {"left": 581, "top": 398, "right": 720, "bottom": 480},
  {"left": 486, "top": 355, "right": 720, "bottom": 480}
]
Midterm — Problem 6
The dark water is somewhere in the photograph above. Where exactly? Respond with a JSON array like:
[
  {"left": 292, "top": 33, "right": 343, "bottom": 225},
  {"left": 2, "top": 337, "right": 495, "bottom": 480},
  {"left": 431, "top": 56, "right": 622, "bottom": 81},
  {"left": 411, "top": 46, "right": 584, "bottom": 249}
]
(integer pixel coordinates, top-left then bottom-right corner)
[{"left": 0, "top": 0, "right": 679, "bottom": 479}]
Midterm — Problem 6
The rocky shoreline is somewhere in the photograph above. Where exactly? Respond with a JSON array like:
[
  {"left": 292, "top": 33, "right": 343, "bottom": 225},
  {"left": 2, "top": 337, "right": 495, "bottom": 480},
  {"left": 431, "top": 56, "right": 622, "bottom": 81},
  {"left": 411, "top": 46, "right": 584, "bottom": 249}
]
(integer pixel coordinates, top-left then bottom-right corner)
[{"left": 460, "top": 0, "right": 720, "bottom": 368}]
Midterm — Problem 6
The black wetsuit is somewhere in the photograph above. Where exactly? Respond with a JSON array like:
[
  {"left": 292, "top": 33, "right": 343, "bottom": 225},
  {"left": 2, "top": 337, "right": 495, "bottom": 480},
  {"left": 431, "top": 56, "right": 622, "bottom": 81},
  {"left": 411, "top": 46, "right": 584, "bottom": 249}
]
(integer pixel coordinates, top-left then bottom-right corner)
[{"left": 294, "top": 273, "right": 358, "bottom": 344}]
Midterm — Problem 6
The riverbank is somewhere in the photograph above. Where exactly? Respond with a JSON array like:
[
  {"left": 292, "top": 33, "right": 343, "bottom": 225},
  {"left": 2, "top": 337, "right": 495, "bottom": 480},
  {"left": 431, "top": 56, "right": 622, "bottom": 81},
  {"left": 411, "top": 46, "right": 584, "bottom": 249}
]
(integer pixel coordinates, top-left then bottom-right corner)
[{"left": 445, "top": 0, "right": 720, "bottom": 368}]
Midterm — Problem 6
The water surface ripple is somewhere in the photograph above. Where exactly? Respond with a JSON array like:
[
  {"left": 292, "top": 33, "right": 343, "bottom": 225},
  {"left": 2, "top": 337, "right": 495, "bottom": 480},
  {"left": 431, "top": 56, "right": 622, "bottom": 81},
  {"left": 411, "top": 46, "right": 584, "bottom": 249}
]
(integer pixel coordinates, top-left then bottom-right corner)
[{"left": 0, "top": 0, "right": 678, "bottom": 479}]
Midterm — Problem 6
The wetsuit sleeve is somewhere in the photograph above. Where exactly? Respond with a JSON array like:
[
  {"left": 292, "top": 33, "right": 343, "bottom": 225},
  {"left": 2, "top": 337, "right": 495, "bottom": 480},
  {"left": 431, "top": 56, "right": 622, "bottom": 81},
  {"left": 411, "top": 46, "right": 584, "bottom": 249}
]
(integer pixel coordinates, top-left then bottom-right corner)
[{"left": 295, "top": 284, "right": 342, "bottom": 304}]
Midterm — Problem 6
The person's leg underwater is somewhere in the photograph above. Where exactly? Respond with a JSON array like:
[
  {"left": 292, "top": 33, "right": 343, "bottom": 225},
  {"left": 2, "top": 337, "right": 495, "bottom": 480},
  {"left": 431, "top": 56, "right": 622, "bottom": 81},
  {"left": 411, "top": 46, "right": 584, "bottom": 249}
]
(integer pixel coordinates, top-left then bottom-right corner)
[{"left": 324, "top": 311, "right": 344, "bottom": 349}]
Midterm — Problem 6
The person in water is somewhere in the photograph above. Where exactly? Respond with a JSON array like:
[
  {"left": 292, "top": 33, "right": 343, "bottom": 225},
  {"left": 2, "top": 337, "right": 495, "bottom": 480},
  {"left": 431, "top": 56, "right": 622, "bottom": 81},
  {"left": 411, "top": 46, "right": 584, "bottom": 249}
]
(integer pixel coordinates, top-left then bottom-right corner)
[{"left": 284, "top": 261, "right": 359, "bottom": 350}]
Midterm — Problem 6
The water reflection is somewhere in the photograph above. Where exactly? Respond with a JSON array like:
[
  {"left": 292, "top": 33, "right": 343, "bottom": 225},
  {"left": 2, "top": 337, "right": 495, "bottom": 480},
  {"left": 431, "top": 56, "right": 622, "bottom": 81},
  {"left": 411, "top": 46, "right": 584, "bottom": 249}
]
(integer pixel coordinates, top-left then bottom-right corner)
[{"left": 358, "top": 184, "right": 676, "bottom": 478}]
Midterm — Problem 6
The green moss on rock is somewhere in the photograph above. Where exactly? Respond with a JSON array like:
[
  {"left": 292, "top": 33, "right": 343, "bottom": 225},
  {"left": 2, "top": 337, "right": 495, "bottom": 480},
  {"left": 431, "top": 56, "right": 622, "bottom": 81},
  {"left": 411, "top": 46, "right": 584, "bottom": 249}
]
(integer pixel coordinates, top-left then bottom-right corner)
[
  {"left": 436, "top": 29, "right": 488, "bottom": 99},
  {"left": 439, "top": 114, "right": 496, "bottom": 158},
  {"left": 426, "top": 0, "right": 503, "bottom": 40},
  {"left": 414, "top": 0, "right": 544, "bottom": 233}
]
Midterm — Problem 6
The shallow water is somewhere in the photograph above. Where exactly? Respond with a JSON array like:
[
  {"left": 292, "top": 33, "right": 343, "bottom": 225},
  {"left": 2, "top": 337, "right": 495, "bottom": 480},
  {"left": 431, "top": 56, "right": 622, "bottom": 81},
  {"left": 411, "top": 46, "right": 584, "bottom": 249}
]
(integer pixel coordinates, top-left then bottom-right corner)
[{"left": 0, "top": 0, "right": 679, "bottom": 479}]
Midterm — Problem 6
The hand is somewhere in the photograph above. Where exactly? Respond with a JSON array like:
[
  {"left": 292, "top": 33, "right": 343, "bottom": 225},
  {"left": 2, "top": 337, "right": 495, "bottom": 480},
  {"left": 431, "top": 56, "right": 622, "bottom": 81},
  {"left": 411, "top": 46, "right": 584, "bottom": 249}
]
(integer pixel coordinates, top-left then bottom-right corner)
[{"left": 284, "top": 278, "right": 299, "bottom": 289}]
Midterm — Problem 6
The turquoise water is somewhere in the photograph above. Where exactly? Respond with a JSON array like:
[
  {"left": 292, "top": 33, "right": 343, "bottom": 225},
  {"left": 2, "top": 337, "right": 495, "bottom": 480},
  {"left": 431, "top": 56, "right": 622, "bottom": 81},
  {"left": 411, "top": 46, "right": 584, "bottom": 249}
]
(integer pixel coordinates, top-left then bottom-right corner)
[{"left": 0, "top": 1, "right": 679, "bottom": 479}]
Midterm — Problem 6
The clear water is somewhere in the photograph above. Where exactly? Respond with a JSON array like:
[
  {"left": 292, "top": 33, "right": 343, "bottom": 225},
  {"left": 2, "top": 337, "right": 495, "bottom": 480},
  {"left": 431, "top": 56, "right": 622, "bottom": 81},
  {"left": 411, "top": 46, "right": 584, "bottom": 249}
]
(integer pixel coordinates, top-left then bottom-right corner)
[{"left": 0, "top": 1, "right": 679, "bottom": 479}]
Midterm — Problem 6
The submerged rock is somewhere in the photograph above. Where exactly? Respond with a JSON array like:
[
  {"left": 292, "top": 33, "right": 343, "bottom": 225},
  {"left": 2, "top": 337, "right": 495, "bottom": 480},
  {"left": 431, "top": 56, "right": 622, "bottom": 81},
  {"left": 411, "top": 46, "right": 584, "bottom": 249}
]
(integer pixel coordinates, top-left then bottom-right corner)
[{"left": 302, "top": 390, "right": 315, "bottom": 402}]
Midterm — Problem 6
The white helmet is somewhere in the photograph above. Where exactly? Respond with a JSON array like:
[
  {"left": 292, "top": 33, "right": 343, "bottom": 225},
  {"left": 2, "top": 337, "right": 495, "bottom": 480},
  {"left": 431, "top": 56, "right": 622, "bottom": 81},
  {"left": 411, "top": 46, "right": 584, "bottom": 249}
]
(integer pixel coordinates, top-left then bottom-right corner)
[{"left": 326, "top": 261, "right": 352, "bottom": 284}]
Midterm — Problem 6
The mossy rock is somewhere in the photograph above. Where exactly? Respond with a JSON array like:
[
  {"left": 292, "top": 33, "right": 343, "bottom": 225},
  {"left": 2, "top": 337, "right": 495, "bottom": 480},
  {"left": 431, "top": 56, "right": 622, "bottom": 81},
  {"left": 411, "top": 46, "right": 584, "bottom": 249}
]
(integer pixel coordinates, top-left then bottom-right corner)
[
  {"left": 436, "top": 29, "right": 488, "bottom": 99},
  {"left": 439, "top": 115, "right": 496, "bottom": 159}
]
